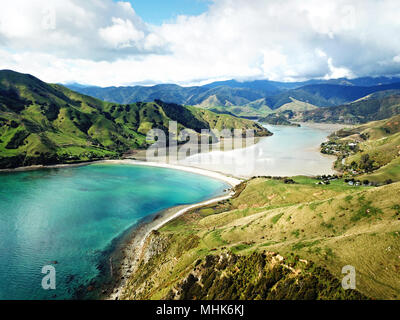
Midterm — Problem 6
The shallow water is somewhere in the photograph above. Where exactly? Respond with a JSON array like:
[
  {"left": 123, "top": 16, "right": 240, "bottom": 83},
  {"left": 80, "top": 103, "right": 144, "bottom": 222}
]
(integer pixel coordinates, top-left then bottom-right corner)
[
  {"left": 181, "top": 123, "right": 339, "bottom": 177},
  {"left": 0, "top": 164, "right": 228, "bottom": 300}
]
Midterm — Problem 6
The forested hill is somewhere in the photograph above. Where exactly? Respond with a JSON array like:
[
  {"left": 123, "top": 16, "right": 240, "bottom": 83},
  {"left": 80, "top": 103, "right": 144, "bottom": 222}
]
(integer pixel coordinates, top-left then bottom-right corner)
[
  {"left": 0, "top": 70, "right": 270, "bottom": 169},
  {"left": 68, "top": 77, "right": 400, "bottom": 117},
  {"left": 297, "top": 92, "right": 400, "bottom": 124}
]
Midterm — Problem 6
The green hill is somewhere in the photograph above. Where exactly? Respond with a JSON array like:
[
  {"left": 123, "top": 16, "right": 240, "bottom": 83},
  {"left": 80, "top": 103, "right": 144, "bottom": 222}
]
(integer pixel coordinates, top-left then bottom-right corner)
[
  {"left": 275, "top": 97, "right": 318, "bottom": 113},
  {"left": 118, "top": 115, "right": 400, "bottom": 301},
  {"left": 258, "top": 113, "right": 300, "bottom": 127},
  {"left": 71, "top": 78, "right": 400, "bottom": 109},
  {"left": 298, "top": 92, "right": 400, "bottom": 124},
  {"left": 120, "top": 176, "right": 400, "bottom": 300},
  {"left": 321, "top": 115, "right": 400, "bottom": 184},
  {"left": 195, "top": 98, "right": 273, "bottom": 118},
  {"left": 0, "top": 70, "right": 270, "bottom": 169}
]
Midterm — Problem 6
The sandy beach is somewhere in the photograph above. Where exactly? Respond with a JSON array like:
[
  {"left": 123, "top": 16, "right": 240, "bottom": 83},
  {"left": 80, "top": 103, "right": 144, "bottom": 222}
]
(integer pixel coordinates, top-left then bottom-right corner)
[
  {"left": 101, "top": 160, "right": 243, "bottom": 187},
  {"left": 0, "top": 159, "right": 242, "bottom": 185},
  {"left": 106, "top": 188, "right": 239, "bottom": 300},
  {"left": 0, "top": 124, "right": 337, "bottom": 299},
  {"left": 81, "top": 160, "right": 242, "bottom": 300},
  {"left": 0, "top": 157, "right": 243, "bottom": 300}
]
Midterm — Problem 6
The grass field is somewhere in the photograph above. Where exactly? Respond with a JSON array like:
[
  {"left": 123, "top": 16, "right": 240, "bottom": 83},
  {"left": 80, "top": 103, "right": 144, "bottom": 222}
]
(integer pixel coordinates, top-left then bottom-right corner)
[
  {"left": 326, "top": 115, "right": 400, "bottom": 184},
  {"left": 121, "top": 176, "right": 400, "bottom": 300}
]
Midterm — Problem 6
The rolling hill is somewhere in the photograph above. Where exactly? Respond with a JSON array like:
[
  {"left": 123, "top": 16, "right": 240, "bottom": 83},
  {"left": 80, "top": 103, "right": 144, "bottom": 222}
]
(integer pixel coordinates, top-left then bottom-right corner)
[
  {"left": 258, "top": 113, "right": 300, "bottom": 127},
  {"left": 298, "top": 92, "right": 400, "bottom": 124},
  {"left": 274, "top": 97, "right": 318, "bottom": 113},
  {"left": 119, "top": 175, "right": 400, "bottom": 300},
  {"left": 67, "top": 77, "right": 400, "bottom": 118},
  {"left": 115, "top": 113, "right": 400, "bottom": 301},
  {"left": 322, "top": 114, "right": 400, "bottom": 184},
  {"left": 198, "top": 98, "right": 273, "bottom": 118},
  {"left": 0, "top": 70, "right": 270, "bottom": 169}
]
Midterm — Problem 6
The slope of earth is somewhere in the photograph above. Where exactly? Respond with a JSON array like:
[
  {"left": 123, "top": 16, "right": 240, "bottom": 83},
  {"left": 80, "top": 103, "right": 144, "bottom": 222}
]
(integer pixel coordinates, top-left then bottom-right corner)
[
  {"left": 68, "top": 79, "right": 400, "bottom": 118},
  {"left": 0, "top": 70, "right": 270, "bottom": 169},
  {"left": 195, "top": 99, "right": 273, "bottom": 118},
  {"left": 275, "top": 97, "right": 318, "bottom": 113},
  {"left": 258, "top": 113, "right": 300, "bottom": 127},
  {"left": 321, "top": 115, "right": 400, "bottom": 184},
  {"left": 120, "top": 177, "right": 400, "bottom": 300},
  {"left": 298, "top": 92, "right": 400, "bottom": 124}
]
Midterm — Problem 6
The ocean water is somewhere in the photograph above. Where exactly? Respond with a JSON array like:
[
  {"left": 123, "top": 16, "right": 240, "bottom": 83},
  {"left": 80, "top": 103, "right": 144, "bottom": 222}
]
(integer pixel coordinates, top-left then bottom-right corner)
[
  {"left": 181, "top": 123, "right": 338, "bottom": 177},
  {"left": 0, "top": 164, "right": 229, "bottom": 300}
]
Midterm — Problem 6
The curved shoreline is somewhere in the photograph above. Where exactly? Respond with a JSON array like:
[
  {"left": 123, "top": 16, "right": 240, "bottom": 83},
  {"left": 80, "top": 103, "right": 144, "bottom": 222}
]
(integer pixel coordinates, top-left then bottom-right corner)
[
  {"left": 106, "top": 189, "right": 238, "bottom": 300},
  {"left": 99, "top": 162, "right": 242, "bottom": 300},
  {"left": 0, "top": 126, "right": 338, "bottom": 299},
  {"left": 99, "top": 160, "right": 243, "bottom": 187},
  {"left": 0, "top": 159, "right": 242, "bottom": 187},
  {"left": 0, "top": 159, "right": 242, "bottom": 300}
]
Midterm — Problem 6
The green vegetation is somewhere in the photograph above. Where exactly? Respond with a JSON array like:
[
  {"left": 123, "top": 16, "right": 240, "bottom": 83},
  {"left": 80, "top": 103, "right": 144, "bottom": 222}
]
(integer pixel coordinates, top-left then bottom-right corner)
[
  {"left": 185, "top": 105, "right": 270, "bottom": 134},
  {"left": 359, "top": 158, "right": 400, "bottom": 184},
  {"left": 0, "top": 70, "right": 270, "bottom": 168},
  {"left": 258, "top": 113, "right": 300, "bottom": 127},
  {"left": 120, "top": 176, "right": 400, "bottom": 300},
  {"left": 275, "top": 97, "right": 318, "bottom": 113},
  {"left": 70, "top": 78, "right": 400, "bottom": 118},
  {"left": 322, "top": 115, "right": 400, "bottom": 184},
  {"left": 193, "top": 96, "right": 276, "bottom": 118},
  {"left": 298, "top": 91, "right": 400, "bottom": 124},
  {"left": 167, "top": 252, "right": 366, "bottom": 300}
]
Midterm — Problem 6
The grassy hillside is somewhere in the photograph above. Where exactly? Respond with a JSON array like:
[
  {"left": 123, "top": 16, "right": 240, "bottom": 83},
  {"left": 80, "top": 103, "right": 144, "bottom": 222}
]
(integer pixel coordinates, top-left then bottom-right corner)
[
  {"left": 195, "top": 97, "right": 317, "bottom": 119},
  {"left": 71, "top": 78, "right": 400, "bottom": 107},
  {"left": 185, "top": 105, "right": 270, "bottom": 134},
  {"left": 321, "top": 115, "right": 400, "bottom": 184},
  {"left": 120, "top": 176, "right": 400, "bottom": 300},
  {"left": 196, "top": 98, "right": 273, "bottom": 118},
  {"left": 275, "top": 97, "right": 318, "bottom": 113},
  {"left": 194, "top": 86, "right": 400, "bottom": 119},
  {"left": 299, "top": 92, "right": 400, "bottom": 124},
  {"left": 276, "top": 83, "right": 400, "bottom": 109},
  {"left": 359, "top": 158, "right": 400, "bottom": 184},
  {"left": 0, "top": 70, "right": 270, "bottom": 169},
  {"left": 167, "top": 251, "right": 366, "bottom": 300},
  {"left": 258, "top": 113, "right": 300, "bottom": 127}
]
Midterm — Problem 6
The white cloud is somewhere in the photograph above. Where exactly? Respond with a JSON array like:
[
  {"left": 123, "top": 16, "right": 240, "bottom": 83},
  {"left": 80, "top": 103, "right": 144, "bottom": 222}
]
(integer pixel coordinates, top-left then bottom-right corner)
[
  {"left": 326, "top": 58, "right": 354, "bottom": 79},
  {"left": 1, "top": 0, "right": 400, "bottom": 86},
  {"left": 0, "top": 0, "right": 166, "bottom": 60},
  {"left": 99, "top": 18, "right": 145, "bottom": 48}
]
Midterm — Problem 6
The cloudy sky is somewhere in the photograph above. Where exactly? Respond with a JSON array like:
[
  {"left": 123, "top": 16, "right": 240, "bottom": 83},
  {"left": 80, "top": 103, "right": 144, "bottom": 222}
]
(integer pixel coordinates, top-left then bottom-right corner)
[{"left": 1, "top": 0, "right": 400, "bottom": 86}]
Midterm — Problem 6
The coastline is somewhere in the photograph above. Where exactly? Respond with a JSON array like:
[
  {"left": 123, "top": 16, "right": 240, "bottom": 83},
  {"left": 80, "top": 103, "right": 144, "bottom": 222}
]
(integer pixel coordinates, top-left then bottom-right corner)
[
  {"left": 0, "top": 159, "right": 242, "bottom": 187},
  {"left": 0, "top": 160, "right": 104, "bottom": 173},
  {"left": 105, "top": 189, "right": 238, "bottom": 300},
  {"left": 0, "top": 124, "right": 339, "bottom": 300},
  {"left": 100, "top": 160, "right": 242, "bottom": 300},
  {"left": 296, "top": 122, "right": 352, "bottom": 132},
  {"left": 0, "top": 157, "right": 243, "bottom": 300},
  {"left": 100, "top": 160, "right": 243, "bottom": 187}
]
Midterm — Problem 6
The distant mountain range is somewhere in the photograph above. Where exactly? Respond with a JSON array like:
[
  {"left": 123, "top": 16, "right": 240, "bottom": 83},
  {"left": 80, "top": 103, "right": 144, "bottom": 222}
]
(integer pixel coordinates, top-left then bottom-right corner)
[
  {"left": 0, "top": 70, "right": 269, "bottom": 169},
  {"left": 296, "top": 90, "right": 400, "bottom": 124},
  {"left": 67, "top": 77, "right": 400, "bottom": 118}
]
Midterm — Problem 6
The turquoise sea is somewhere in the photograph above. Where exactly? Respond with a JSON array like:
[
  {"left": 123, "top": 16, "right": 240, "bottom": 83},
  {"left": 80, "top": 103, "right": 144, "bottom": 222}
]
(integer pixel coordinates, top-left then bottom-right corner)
[{"left": 0, "top": 164, "right": 229, "bottom": 300}]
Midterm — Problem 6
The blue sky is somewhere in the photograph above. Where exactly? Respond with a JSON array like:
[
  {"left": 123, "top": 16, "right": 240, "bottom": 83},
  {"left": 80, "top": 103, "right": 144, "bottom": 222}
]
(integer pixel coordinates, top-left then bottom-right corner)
[{"left": 114, "top": 0, "right": 211, "bottom": 24}]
